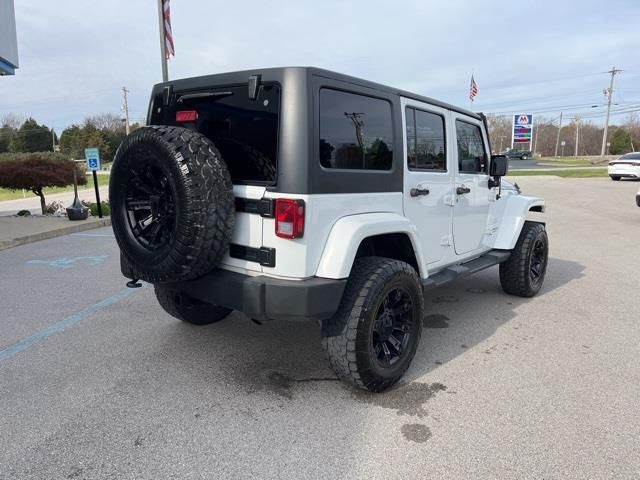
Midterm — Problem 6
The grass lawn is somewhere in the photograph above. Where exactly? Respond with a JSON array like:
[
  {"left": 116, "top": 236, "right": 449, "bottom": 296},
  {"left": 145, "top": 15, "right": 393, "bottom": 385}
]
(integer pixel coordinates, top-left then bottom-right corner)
[
  {"left": 533, "top": 157, "right": 609, "bottom": 167},
  {"left": 0, "top": 174, "right": 110, "bottom": 202},
  {"left": 537, "top": 160, "right": 595, "bottom": 167},
  {"left": 507, "top": 168, "right": 608, "bottom": 178}
]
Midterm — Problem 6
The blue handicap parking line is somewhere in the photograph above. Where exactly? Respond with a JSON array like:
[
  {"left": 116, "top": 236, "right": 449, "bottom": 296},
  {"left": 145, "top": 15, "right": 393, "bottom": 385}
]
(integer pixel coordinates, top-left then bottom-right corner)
[
  {"left": 0, "top": 287, "right": 139, "bottom": 362},
  {"left": 26, "top": 255, "right": 108, "bottom": 269}
]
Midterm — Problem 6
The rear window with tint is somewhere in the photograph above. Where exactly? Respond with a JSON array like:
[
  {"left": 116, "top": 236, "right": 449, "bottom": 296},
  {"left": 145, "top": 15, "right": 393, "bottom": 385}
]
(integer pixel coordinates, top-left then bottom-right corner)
[{"left": 153, "top": 84, "right": 280, "bottom": 184}]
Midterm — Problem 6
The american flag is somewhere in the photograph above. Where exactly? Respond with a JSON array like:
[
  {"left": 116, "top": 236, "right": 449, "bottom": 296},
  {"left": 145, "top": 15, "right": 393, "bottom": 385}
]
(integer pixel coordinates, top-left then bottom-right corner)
[
  {"left": 163, "top": 0, "right": 175, "bottom": 59},
  {"left": 469, "top": 75, "right": 478, "bottom": 103}
]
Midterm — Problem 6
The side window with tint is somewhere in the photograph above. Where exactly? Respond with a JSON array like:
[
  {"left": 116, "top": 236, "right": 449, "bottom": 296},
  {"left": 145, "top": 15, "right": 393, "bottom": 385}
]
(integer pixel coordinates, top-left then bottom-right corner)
[
  {"left": 455, "top": 120, "right": 487, "bottom": 174},
  {"left": 406, "top": 107, "right": 446, "bottom": 171},
  {"left": 319, "top": 89, "right": 393, "bottom": 170}
]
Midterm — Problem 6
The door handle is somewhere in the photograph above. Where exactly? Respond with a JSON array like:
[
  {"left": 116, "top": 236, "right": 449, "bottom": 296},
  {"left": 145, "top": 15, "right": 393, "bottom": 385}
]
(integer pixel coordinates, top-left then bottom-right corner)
[
  {"left": 456, "top": 186, "right": 471, "bottom": 195},
  {"left": 410, "top": 187, "right": 430, "bottom": 197}
]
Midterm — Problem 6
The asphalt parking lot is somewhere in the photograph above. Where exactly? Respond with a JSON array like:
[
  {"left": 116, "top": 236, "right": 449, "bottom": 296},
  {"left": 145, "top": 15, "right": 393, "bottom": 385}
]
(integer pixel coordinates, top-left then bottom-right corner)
[{"left": 1, "top": 177, "right": 639, "bottom": 480}]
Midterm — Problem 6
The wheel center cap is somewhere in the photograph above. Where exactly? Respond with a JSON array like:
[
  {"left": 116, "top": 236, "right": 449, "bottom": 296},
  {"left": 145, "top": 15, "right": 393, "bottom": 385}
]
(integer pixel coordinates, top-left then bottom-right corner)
[
  {"left": 378, "top": 309, "right": 394, "bottom": 340},
  {"left": 150, "top": 195, "right": 161, "bottom": 218}
]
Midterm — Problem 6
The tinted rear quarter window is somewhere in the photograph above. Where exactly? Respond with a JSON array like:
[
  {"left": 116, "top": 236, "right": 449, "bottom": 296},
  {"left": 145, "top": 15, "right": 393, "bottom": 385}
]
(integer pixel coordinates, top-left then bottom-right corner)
[{"left": 319, "top": 89, "right": 393, "bottom": 170}]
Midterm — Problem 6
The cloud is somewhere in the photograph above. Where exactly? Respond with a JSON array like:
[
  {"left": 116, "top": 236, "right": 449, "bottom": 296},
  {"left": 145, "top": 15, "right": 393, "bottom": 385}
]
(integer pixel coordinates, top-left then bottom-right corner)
[{"left": 1, "top": 0, "right": 638, "bottom": 132}]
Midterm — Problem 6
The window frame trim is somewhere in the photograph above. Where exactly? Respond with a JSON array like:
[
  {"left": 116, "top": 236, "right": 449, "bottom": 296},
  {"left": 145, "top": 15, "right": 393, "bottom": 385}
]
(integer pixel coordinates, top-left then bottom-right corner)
[
  {"left": 405, "top": 106, "right": 448, "bottom": 173},
  {"left": 454, "top": 118, "right": 489, "bottom": 176}
]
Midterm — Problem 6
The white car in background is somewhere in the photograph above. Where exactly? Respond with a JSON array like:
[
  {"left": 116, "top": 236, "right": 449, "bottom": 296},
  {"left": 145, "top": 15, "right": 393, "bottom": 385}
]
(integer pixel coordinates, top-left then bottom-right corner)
[{"left": 608, "top": 152, "right": 640, "bottom": 181}]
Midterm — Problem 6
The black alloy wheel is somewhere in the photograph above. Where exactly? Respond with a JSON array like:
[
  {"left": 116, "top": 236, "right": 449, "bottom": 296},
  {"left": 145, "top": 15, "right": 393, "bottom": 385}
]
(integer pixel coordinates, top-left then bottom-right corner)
[
  {"left": 529, "top": 238, "right": 546, "bottom": 288},
  {"left": 125, "top": 159, "right": 177, "bottom": 254},
  {"left": 371, "top": 288, "right": 414, "bottom": 368}
]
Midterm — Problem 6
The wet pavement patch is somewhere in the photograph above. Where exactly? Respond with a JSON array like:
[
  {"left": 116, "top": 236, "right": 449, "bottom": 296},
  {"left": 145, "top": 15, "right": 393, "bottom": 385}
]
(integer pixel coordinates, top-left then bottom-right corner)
[
  {"left": 401, "top": 423, "right": 432, "bottom": 443},
  {"left": 266, "top": 371, "right": 294, "bottom": 399},
  {"left": 354, "top": 382, "right": 446, "bottom": 418},
  {"left": 67, "top": 466, "right": 84, "bottom": 479},
  {"left": 423, "top": 314, "right": 450, "bottom": 328},
  {"left": 264, "top": 371, "right": 339, "bottom": 399},
  {"left": 466, "top": 287, "right": 486, "bottom": 294},
  {"left": 432, "top": 295, "right": 459, "bottom": 303}
]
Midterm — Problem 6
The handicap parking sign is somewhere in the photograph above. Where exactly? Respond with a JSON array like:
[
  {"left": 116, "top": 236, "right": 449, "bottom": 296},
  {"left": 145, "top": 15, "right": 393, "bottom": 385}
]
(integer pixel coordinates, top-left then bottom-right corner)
[{"left": 85, "top": 148, "right": 101, "bottom": 171}]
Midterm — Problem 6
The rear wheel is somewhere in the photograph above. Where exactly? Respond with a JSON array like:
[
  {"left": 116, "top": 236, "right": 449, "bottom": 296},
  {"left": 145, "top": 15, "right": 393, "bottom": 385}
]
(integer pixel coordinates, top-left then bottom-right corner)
[
  {"left": 521, "top": 154, "right": 528, "bottom": 160},
  {"left": 500, "top": 221, "right": 549, "bottom": 297},
  {"left": 155, "top": 284, "right": 232, "bottom": 325},
  {"left": 321, "top": 257, "right": 423, "bottom": 392}
]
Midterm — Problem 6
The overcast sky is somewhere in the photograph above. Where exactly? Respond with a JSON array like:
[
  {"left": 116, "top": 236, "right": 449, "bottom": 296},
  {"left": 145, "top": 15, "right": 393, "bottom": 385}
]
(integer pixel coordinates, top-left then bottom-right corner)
[{"left": 2, "top": 0, "right": 639, "bottom": 134}]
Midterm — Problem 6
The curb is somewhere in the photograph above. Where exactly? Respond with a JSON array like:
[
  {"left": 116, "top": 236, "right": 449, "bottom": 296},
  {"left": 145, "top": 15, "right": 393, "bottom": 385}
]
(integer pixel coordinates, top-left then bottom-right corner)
[{"left": 0, "top": 218, "right": 112, "bottom": 251}]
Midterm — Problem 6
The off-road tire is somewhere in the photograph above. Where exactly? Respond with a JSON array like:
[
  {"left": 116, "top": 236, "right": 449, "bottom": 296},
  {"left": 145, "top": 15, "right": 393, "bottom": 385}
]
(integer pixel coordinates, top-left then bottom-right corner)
[
  {"left": 500, "top": 221, "right": 548, "bottom": 297},
  {"left": 155, "top": 284, "right": 232, "bottom": 325},
  {"left": 321, "top": 257, "right": 424, "bottom": 392},
  {"left": 610, "top": 176, "right": 621, "bottom": 181},
  {"left": 110, "top": 126, "right": 235, "bottom": 283}
]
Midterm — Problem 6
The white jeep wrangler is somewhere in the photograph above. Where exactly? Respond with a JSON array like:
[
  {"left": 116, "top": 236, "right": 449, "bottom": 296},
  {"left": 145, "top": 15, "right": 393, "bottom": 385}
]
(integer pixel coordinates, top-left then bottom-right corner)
[{"left": 109, "top": 67, "right": 548, "bottom": 392}]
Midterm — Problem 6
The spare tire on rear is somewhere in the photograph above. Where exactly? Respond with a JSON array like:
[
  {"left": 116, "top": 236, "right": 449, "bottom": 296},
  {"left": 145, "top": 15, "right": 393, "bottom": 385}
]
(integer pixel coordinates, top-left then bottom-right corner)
[{"left": 109, "top": 126, "right": 235, "bottom": 283}]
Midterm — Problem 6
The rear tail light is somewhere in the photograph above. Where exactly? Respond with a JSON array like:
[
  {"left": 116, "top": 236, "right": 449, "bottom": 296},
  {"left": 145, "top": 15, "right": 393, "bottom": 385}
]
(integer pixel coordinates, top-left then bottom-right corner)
[
  {"left": 176, "top": 110, "right": 198, "bottom": 122},
  {"left": 275, "top": 198, "right": 305, "bottom": 239}
]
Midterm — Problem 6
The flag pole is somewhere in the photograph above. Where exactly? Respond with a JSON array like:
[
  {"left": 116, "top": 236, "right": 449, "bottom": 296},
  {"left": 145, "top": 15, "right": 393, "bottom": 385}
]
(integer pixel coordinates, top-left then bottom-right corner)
[{"left": 157, "top": 0, "right": 168, "bottom": 82}]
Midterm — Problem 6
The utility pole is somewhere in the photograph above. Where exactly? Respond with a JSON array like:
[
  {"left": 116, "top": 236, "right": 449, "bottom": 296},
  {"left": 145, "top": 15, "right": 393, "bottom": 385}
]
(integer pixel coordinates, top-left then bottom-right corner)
[
  {"left": 600, "top": 66, "right": 622, "bottom": 158},
  {"left": 554, "top": 112, "right": 563, "bottom": 158},
  {"left": 574, "top": 117, "right": 580, "bottom": 157},
  {"left": 122, "top": 87, "right": 131, "bottom": 135}
]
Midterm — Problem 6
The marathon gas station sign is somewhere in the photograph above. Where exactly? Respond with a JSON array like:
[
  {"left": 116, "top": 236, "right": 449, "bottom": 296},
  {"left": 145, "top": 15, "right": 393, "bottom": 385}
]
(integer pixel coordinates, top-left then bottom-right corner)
[{"left": 512, "top": 114, "right": 533, "bottom": 147}]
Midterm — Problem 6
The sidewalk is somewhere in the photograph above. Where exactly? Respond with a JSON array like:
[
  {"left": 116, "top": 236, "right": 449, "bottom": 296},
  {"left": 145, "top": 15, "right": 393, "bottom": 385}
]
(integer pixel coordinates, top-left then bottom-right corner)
[
  {"left": 0, "top": 215, "right": 111, "bottom": 251},
  {"left": 0, "top": 186, "right": 109, "bottom": 216}
]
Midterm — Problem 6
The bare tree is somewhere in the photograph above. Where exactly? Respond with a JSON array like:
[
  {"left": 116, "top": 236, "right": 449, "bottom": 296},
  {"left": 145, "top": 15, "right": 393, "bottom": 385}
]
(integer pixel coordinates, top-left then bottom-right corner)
[
  {"left": 84, "top": 113, "right": 125, "bottom": 132},
  {"left": 0, "top": 113, "right": 25, "bottom": 129}
]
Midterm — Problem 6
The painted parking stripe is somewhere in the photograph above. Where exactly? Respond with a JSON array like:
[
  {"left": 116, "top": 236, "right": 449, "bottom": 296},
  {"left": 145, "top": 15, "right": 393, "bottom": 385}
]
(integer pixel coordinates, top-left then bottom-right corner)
[{"left": 0, "top": 287, "right": 140, "bottom": 362}]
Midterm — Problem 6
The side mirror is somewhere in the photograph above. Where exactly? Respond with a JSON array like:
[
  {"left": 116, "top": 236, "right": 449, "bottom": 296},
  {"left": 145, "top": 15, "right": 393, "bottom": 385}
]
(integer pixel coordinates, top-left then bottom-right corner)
[{"left": 490, "top": 155, "right": 509, "bottom": 177}]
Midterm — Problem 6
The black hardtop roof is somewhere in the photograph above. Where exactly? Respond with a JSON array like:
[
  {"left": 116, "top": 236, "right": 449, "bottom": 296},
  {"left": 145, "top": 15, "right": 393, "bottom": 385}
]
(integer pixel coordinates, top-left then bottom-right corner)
[{"left": 157, "top": 66, "right": 480, "bottom": 119}]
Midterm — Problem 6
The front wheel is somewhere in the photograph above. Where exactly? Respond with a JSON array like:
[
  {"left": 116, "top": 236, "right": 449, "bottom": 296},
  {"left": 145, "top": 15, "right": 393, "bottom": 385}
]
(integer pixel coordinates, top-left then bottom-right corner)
[
  {"left": 500, "top": 221, "right": 549, "bottom": 297},
  {"left": 521, "top": 155, "right": 528, "bottom": 160},
  {"left": 321, "top": 257, "right": 424, "bottom": 392},
  {"left": 155, "top": 284, "right": 232, "bottom": 325}
]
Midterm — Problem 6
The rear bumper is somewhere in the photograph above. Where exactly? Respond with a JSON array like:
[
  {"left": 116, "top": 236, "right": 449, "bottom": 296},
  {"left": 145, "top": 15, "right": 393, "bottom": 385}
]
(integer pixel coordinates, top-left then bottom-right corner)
[
  {"left": 608, "top": 166, "right": 640, "bottom": 178},
  {"left": 168, "top": 269, "right": 346, "bottom": 322}
]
